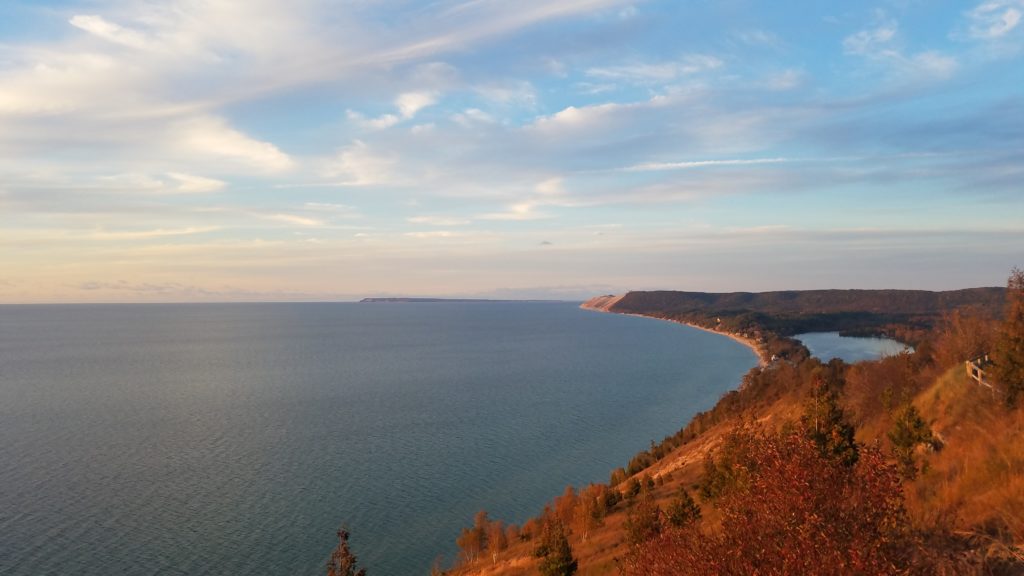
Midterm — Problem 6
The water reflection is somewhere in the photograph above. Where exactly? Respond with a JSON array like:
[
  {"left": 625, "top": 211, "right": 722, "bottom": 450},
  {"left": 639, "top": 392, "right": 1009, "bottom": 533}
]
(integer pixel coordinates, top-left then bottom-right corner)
[{"left": 795, "top": 332, "right": 910, "bottom": 363}]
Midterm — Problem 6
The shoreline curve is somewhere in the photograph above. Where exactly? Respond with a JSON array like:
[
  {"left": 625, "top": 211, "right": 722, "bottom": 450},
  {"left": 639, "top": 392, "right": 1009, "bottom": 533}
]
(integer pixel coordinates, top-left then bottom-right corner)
[{"left": 580, "top": 297, "right": 767, "bottom": 367}]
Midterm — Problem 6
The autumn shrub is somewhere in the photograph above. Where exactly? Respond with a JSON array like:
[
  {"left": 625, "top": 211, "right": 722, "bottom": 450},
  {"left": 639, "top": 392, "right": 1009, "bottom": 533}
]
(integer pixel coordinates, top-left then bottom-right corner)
[
  {"left": 930, "top": 309, "right": 998, "bottom": 372},
  {"left": 993, "top": 268, "right": 1024, "bottom": 406},
  {"left": 625, "top": 428, "right": 916, "bottom": 576},
  {"left": 623, "top": 491, "right": 662, "bottom": 546},
  {"left": 845, "top": 353, "right": 922, "bottom": 436}
]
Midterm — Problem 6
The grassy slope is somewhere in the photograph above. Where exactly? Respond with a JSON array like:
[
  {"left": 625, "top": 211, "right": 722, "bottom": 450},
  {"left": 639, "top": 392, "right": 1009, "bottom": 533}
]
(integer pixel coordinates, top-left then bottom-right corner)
[
  {"left": 453, "top": 366, "right": 1024, "bottom": 575},
  {"left": 907, "top": 368, "right": 1024, "bottom": 541}
]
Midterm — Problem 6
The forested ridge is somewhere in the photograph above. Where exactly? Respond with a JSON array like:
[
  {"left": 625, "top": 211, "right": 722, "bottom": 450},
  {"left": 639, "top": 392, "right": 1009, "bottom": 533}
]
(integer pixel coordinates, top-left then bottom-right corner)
[
  {"left": 612, "top": 288, "right": 1005, "bottom": 317},
  {"left": 329, "top": 275, "right": 1024, "bottom": 575},
  {"left": 606, "top": 287, "right": 1006, "bottom": 345}
]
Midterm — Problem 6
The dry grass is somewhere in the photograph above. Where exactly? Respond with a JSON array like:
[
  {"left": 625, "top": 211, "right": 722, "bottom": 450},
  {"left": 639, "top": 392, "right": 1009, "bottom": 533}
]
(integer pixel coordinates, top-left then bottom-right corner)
[{"left": 908, "top": 368, "right": 1024, "bottom": 542}]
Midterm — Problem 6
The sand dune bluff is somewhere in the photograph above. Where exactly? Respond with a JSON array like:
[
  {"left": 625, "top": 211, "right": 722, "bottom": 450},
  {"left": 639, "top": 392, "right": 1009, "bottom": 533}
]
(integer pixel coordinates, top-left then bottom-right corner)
[{"left": 580, "top": 294, "right": 624, "bottom": 311}]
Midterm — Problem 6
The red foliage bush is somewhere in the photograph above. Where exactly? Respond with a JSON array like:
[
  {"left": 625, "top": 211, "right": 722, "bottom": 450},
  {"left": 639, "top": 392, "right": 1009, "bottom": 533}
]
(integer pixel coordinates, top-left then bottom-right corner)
[{"left": 623, "top": 428, "right": 915, "bottom": 576}]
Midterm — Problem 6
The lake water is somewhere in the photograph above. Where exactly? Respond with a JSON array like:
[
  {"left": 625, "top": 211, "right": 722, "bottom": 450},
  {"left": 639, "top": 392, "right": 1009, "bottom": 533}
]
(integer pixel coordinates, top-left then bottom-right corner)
[
  {"left": 0, "top": 303, "right": 756, "bottom": 576},
  {"left": 795, "top": 332, "right": 909, "bottom": 363}
]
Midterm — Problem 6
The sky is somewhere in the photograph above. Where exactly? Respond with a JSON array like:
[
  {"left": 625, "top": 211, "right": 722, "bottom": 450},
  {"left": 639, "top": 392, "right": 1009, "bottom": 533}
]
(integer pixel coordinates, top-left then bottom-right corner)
[{"left": 1, "top": 0, "right": 1022, "bottom": 303}]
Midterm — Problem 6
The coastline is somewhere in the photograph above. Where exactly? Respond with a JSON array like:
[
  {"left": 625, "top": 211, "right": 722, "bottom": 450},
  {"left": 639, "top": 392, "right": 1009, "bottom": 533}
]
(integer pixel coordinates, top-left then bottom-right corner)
[
  {"left": 662, "top": 316, "right": 768, "bottom": 368},
  {"left": 580, "top": 300, "right": 767, "bottom": 367}
]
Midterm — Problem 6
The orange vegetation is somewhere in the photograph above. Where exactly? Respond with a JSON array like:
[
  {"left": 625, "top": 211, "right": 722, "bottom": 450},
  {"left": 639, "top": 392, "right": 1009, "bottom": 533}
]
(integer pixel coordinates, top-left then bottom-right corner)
[{"left": 442, "top": 275, "right": 1024, "bottom": 576}]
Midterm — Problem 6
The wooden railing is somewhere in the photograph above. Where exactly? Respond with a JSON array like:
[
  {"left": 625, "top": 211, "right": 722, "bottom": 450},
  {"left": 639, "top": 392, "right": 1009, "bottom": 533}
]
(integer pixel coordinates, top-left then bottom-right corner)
[{"left": 966, "top": 355, "right": 993, "bottom": 389}]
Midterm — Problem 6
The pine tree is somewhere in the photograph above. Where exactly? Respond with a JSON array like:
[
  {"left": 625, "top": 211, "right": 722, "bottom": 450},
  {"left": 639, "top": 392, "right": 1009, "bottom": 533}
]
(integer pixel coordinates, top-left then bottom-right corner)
[
  {"left": 326, "top": 527, "right": 367, "bottom": 576},
  {"left": 801, "top": 381, "right": 859, "bottom": 467},
  {"left": 665, "top": 487, "right": 701, "bottom": 527},
  {"left": 888, "top": 404, "right": 933, "bottom": 479},
  {"left": 536, "top": 521, "right": 577, "bottom": 576}
]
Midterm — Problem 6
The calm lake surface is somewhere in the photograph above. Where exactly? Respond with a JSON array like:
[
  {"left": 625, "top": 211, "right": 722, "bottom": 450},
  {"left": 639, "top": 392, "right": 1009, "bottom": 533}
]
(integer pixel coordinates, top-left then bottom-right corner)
[
  {"left": 795, "top": 332, "right": 909, "bottom": 363},
  {"left": 0, "top": 302, "right": 756, "bottom": 576}
]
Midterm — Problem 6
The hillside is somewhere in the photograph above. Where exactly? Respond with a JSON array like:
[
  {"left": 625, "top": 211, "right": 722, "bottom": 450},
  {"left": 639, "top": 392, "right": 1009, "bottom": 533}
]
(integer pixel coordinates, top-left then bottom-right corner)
[
  {"left": 583, "top": 289, "right": 1005, "bottom": 344},
  {"left": 602, "top": 288, "right": 1005, "bottom": 317},
  {"left": 439, "top": 284, "right": 1023, "bottom": 576}
]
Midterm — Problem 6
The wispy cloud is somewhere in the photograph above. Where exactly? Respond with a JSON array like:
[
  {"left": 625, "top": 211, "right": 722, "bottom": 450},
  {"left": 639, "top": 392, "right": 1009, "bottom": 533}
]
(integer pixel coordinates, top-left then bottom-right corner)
[
  {"left": 87, "top": 172, "right": 225, "bottom": 194},
  {"left": 452, "top": 108, "right": 496, "bottom": 126},
  {"left": 403, "top": 230, "right": 468, "bottom": 239},
  {"left": 478, "top": 201, "right": 553, "bottom": 221},
  {"left": 396, "top": 91, "right": 439, "bottom": 119},
  {"left": 69, "top": 14, "right": 152, "bottom": 50},
  {"left": 166, "top": 172, "right": 227, "bottom": 193},
  {"left": 843, "top": 18, "right": 958, "bottom": 79},
  {"left": 586, "top": 55, "right": 723, "bottom": 83},
  {"left": 175, "top": 116, "right": 294, "bottom": 172},
  {"left": 322, "top": 141, "right": 398, "bottom": 186},
  {"left": 347, "top": 110, "right": 401, "bottom": 130},
  {"left": 733, "top": 29, "right": 784, "bottom": 49},
  {"left": 965, "top": 0, "right": 1023, "bottom": 39},
  {"left": 762, "top": 69, "right": 804, "bottom": 91},
  {"left": 625, "top": 157, "right": 791, "bottom": 172},
  {"left": 474, "top": 81, "right": 537, "bottom": 107},
  {"left": 304, "top": 203, "right": 363, "bottom": 218},
  {"left": 843, "top": 21, "right": 899, "bottom": 56},
  {"left": 256, "top": 213, "right": 326, "bottom": 227},
  {"left": 86, "top": 226, "right": 221, "bottom": 240},
  {"left": 407, "top": 215, "right": 471, "bottom": 226}
]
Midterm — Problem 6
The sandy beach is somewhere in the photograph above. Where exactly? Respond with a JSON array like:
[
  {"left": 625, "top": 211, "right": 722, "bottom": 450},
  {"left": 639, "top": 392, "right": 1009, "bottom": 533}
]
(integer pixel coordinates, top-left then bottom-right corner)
[
  {"left": 662, "top": 318, "right": 768, "bottom": 367},
  {"left": 580, "top": 297, "right": 767, "bottom": 367}
]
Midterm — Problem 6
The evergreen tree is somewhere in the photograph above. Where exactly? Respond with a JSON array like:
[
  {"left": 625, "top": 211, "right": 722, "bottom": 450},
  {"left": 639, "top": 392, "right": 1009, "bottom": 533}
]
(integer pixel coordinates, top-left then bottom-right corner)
[
  {"left": 801, "top": 382, "right": 859, "bottom": 467},
  {"left": 326, "top": 527, "right": 367, "bottom": 576},
  {"left": 624, "top": 492, "right": 662, "bottom": 546},
  {"left": 888, "top": 404, "right": 934, "bottom": 479},
  {"left": 535, "top": 520, "right": 577, "bottom": 576},
  {"left": 603, "top": 486, "right": 621, "bottom": 509},
  {"left": 698, "top": 429, "right": 756, "bottom": 502},
  {"left": 665, "top": 487, "right": 701, "bottom": 527},
  {"left": 994, "top": 268, "right": 1024, "bottom": 406}
]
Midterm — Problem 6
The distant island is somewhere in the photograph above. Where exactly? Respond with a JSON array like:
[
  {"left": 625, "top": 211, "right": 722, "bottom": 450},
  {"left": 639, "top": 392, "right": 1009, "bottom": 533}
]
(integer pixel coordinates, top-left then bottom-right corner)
[{"left": 360, "top": 297, "right": 566, "bottom": 303}]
